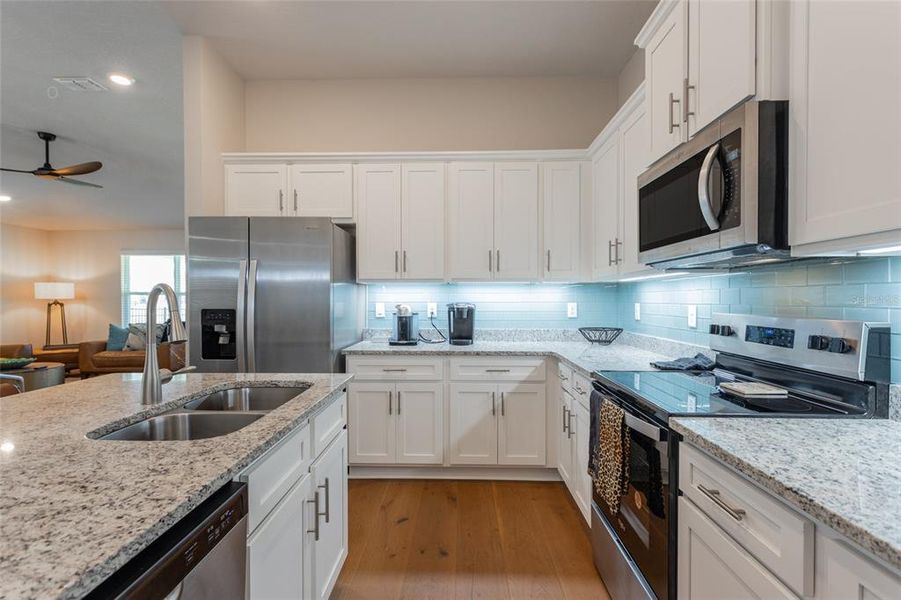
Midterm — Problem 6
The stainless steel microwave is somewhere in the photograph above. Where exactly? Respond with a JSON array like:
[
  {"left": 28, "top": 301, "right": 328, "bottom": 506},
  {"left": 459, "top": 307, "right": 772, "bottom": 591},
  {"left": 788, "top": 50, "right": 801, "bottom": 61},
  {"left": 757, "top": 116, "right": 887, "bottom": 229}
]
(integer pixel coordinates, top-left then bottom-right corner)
[{"left": 637, "top": 100, "right": 789, "bottom": 270}]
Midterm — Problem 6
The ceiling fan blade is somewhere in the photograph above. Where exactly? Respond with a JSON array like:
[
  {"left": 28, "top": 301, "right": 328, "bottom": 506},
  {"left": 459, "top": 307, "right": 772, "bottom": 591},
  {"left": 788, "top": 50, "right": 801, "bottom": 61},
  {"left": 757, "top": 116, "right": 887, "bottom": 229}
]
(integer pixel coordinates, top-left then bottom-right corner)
[
  {"left": 0, "top": 167, "right": 37, "bottom": 174},
  {"left": 57, "top": 176, "right": 103, "bottom": 189},
  {"left": 50, "top": 161, "right": 102, "bottom": 177}
]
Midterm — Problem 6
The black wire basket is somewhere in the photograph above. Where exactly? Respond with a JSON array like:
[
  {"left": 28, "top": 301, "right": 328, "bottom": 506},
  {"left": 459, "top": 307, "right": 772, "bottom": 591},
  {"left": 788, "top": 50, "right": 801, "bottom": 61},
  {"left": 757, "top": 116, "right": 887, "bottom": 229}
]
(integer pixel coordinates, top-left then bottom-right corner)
[{"left": 578, "top": 327, "right": 623, "bottom": 345}]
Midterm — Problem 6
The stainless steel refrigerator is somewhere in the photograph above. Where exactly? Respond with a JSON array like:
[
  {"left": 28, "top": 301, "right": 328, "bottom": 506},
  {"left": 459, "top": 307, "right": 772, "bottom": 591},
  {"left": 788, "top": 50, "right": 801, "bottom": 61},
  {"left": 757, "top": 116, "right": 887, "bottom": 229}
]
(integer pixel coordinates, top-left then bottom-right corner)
[{"left": 188, "top": 217, "right": 363, "bottom": 373}]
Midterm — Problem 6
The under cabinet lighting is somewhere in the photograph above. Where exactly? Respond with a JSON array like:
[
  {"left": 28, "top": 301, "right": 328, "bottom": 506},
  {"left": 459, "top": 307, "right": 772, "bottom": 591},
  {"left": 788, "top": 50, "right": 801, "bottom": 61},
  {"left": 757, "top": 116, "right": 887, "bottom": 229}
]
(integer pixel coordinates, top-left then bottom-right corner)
[
  {"left": 858, "top": 244, "right": 901, "bottom": 255},
  {"left": 617, "top": 271, "right": 690, "bottom": 282},
  {"left": 0, "top": 195, "right": 11, "bottom": 202},
  {"left": 108, "top": 73, "right": 135, "bottom": 87}
]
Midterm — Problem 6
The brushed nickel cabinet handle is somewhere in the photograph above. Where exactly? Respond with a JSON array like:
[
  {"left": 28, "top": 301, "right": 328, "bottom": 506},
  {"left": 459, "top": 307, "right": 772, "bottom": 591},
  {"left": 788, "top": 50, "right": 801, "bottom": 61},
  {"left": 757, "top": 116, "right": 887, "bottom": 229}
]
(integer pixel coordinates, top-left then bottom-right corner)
[
  {"left": 294, "top": 189, "right": 298, "bottom": 213},
  {"left": 567, "top": 411, "right": 574, "bottom": 439},
  {"left": 668, "top": 93, "right": 681, "bottom": 134},
  {"left": 615, "top": 238, "right": 623, "bottom": 264},
  {"left": 546, "top": 249, "right": 551, "bottom": 272},
  {"left": 321, "top": 478, "right": 331, "bottom": 523},
  {"left": 488, "top": 249, "right": 493, "bottom": 273},
  {"left": 403, "top": 250, "right": 407, "bottom": 273},
  {"left": 382, "top": 368, "right": 407, "bottom": 372},
  {"left": 501, "top": 391, "right": 505, "bottom": 417},
  {"left": 397, "top": 391, "right": 401, "bottom": 415},
  {"left": 279, "top": 190, "right": 284, "bottom": 213},
  {"left": 388, "top": 390, "right": 393, "bottom": 415},
  {"left": 683, "top": 78, "right": 695, "bottom": 123},
  {"left": 698, "top": 484, "right": 746, "bottom": 521},
  {"left": 491, "top": 391, "right": 496, "bottom": 416},
  {"left": 562, "top": 405, "right": 569, "bottom": 433},
  {"left": 306, "top": 492, "right": 322, "bottom": 541},
  {"left": 608, "top": 240, "right": 615, "bottom": 266},
  {"left": 496, "top": 249, "right": 500, "bottom": 271},
  {"left": 485, "top": 369, "right": 511, "bottom": 373},
  {"left": 395, "top": 250, "right": 399, "bottom": 273}
]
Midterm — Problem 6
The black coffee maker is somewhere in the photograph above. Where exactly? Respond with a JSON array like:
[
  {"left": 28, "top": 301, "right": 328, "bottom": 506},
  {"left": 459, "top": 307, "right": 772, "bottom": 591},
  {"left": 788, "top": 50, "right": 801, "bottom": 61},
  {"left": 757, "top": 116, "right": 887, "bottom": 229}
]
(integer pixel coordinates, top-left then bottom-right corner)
[{"left": 447, "top": 303, "right": 475, "bottom": 345}]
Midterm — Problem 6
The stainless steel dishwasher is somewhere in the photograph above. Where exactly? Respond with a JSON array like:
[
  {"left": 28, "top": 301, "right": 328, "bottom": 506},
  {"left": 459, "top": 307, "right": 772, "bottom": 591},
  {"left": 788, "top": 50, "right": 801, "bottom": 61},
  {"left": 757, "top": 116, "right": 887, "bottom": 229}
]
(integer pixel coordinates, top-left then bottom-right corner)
[{"left": 86, "top": 482, "right": 247, "bottom": 600}]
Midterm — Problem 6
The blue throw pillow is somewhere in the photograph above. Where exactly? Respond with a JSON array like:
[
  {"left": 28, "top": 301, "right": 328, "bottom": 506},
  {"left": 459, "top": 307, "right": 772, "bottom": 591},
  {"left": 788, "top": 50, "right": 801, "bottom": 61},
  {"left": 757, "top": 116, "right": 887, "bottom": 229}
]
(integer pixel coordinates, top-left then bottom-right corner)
[{"left": 106, "top": 324, "right": 129, "bottom": 351}]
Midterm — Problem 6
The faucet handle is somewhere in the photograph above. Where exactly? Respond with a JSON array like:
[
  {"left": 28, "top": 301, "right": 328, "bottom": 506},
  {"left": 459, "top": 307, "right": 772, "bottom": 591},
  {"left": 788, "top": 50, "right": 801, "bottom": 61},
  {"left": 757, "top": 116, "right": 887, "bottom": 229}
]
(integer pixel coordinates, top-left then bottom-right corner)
[{"left": 160, "top": 365, "right": 197, "bottom": 384}]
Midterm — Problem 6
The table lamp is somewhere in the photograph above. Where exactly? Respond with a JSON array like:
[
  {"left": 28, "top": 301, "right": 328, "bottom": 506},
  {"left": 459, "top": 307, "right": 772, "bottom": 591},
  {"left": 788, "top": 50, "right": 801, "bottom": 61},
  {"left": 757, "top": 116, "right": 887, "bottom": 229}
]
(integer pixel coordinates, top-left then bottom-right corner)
[{"left": 34, "top": 282, "right": 75, "bottom": 346}]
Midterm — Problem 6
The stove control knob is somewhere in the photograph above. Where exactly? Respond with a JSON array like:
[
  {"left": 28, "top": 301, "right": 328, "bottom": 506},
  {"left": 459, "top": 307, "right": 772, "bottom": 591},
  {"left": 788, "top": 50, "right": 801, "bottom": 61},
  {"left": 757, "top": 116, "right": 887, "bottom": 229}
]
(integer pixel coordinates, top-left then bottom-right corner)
[
  {"left": 719, "top": 325, "right": 734, "bottom": 337},
  {"left": 709, "top": 324, "right": 721, "bottom": 335},
  {"left": 807, "top": 335, "right": 830, "bottom": 351},
  {"left": 828, "top": 337, "right": 853, "bottom": 354}
]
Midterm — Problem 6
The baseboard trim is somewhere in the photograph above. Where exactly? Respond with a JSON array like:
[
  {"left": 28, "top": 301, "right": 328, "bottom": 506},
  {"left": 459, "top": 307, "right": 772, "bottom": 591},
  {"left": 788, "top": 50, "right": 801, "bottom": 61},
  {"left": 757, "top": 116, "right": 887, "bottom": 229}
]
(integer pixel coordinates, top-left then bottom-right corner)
[{"left": 349, "top": 465, "right": 563, "bottom": 481}]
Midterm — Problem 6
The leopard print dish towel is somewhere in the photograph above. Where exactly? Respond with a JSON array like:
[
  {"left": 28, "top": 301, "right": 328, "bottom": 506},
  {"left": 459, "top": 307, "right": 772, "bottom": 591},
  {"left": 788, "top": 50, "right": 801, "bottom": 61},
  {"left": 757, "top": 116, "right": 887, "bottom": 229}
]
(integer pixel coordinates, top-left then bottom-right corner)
[{"left": 594, "top": 398, "right": 630, "bottom": 515}]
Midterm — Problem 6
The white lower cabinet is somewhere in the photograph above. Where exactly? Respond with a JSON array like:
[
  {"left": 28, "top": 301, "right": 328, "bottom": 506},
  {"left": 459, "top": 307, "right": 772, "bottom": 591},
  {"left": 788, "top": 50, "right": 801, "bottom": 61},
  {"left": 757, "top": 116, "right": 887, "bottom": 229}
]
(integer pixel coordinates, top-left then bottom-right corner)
[
  {"left": 557, "top": 389, "right": 575, "bottom": 486},
  {"left": 348, "top": 381, "right": 443, "bottom": 465},
  {"left": 310, "top": 430, "right": 349, "bottom": 600},
  {"left": 448, "top": 383, "right": 498, "bottom": 465},
  {"left": 816, "top": 532, "right": 901, "bottom": 600},
  {"left": 556, "top": 385, "right": 591, "bottom": 523},
  {"left": 497, "top": 383, "right": 547, "bottom": 466},
  {"left": 678, "top": 497, "right": 796, "bottom": 600}
]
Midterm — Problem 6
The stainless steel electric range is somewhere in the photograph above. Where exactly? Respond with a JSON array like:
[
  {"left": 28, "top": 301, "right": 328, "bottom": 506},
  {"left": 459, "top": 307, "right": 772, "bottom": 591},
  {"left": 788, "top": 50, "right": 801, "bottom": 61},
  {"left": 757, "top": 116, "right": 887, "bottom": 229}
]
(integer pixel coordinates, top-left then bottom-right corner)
[{"left": 588, "top": 314, "right": 892, "bottom": 600}]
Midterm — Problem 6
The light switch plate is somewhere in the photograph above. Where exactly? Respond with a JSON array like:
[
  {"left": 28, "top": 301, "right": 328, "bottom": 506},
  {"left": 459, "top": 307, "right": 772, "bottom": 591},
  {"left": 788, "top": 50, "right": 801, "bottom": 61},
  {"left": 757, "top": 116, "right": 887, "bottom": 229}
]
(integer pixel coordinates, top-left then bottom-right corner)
[
  {"left": 634, "top": 303, "right": 641, "bottom": 321},
  {"left": 688, "top": 304, "right": 697, "bottom": 328},
  {"left": 567, "top": 302, "right": 578, "bottom": 318},
  {"left": 427, "top": 302, "right": 437, "bottom": 317},
  {"left": 375, "top": 302, "right": 386, "bottom": 318}
]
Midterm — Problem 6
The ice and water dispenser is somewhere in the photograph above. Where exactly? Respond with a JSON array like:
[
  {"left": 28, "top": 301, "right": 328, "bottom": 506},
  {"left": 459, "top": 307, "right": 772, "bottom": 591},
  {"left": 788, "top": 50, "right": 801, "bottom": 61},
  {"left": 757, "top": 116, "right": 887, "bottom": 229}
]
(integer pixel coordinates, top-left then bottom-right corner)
[{"left": 200, "top": 309, "right": 237, "bottom": 360}]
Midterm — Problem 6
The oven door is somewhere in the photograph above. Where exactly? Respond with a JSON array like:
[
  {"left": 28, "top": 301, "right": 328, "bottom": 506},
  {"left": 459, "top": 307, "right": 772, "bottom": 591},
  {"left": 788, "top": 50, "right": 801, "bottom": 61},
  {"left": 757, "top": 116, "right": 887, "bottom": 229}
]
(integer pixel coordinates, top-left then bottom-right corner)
[{"left": 591, "top": 387, "right": 671, "bottom": 600}]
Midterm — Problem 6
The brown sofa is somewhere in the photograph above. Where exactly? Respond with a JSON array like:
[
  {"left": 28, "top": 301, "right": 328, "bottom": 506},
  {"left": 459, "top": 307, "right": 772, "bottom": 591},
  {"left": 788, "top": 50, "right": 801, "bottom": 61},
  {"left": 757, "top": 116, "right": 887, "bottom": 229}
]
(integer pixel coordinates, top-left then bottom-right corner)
[{"left": 79, "top": 340, "right": 184, "bottom": 378}]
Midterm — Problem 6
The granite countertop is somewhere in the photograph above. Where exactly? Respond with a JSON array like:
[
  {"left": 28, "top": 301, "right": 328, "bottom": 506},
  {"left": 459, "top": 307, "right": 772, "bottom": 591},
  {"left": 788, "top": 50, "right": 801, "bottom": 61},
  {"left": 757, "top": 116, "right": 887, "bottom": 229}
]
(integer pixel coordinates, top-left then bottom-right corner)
[
  {"left": 672, "top": 417, "right": 901, "bottom": 571},
  {"left": 344, "top": 340, "right": 673, "bottom": 374},
  {"left": 0, "top": 372, "right": 352, "bottom": 600}
]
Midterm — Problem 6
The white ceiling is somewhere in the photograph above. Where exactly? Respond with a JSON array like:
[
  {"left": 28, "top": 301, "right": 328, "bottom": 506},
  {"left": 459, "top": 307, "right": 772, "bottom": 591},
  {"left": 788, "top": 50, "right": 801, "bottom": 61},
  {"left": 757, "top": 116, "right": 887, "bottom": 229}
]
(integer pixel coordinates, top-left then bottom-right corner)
[
  {"left": 165, "top": 0, "right": 656, "bottom": 80},
  {"left": 0, "top": 1, "right": 184, "bottom": 231}
]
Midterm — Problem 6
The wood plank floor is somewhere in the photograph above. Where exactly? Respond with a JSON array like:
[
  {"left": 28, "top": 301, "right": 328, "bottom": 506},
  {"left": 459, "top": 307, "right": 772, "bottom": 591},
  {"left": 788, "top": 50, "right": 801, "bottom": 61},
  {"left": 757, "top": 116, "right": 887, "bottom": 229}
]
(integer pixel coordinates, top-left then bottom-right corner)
[{"left": 332, "top": 480, "right": 611, "bottom": 600}]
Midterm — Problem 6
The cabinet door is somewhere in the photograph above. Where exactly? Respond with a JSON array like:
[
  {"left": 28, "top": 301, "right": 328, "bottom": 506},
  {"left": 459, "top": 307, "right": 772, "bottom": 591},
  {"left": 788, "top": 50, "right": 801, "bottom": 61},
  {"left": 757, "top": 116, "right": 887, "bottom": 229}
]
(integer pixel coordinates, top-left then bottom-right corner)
[
  {"left": 557, "top": 389, "right": 574, "bottom": 488},
  {"left": 225, "top": 164, "right": 287, "bottom": 217},
  {"left": 311, "top": 430, "right": 348, "bottom": 600},
  {"left": 247, "top": 474, "right": 310, "bottom": 600},
  {"left": 542, "top": 162, "right": 581, "bottom": 281},
  {"left": 401, "top": 163, "right": 445, "bottom": 280},
  {"left": 494, "top": 162, "right": 539, "bottom": 280},
  {"left": 646, "top": 1, "right": 688, "bottom": 164},
  {"left": 570, "top": 399, "right": 591, "bottom": 522},
  {"left": 448, "top": 383, "right": 498, "bottom": 465},
  {"left": 678, "top": 497, "right": 796, "bottom": 600},
  {"left": 447, "top": 162, "right": 494, "bottom": 280},
  {"left": 291, "top": 163, "right": 354, "bottom": 218},
  {"left": 687, "top": 0, "right": 755, "bottom": 136},
  {"left": 395, "top": 382, "right": 444, "bottom": 465},
  {"left": 816, "top": 533, "right": 901, "bottom": 600},
  {"left": 348, "top": 383, "right": 395, "bottom": 464},
  {"left": 497, "top": 383, "right": 546, "bottom": 466},
  {"left": 789, "top": 0, "right": 901, "bottom": 247},
  {"left": 618, "top": 105, "right": 654, "bottom": 277},
  {"left": 592, "top": 137, "right": 621, "bottom": 279},
  {"left": 356, "top": 164, "right": 401, "bottom": 280}
]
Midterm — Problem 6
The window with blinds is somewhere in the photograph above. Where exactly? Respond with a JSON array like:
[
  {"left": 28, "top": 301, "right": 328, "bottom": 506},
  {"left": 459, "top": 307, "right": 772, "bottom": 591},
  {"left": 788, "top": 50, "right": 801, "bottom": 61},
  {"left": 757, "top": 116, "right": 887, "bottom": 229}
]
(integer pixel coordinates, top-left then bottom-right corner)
[{"left": 120, "top": 254, "right": 186, "bottom": 326}]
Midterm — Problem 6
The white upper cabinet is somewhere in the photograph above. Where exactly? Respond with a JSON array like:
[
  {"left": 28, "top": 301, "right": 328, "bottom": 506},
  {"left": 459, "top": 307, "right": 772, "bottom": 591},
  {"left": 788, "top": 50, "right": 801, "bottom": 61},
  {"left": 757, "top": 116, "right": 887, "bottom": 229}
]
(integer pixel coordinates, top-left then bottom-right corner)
[
  {"left": 494, "top": 162, "right": 539, "bottom": 280},
  {"left": 225, "top": 164, "right": 288, "bottom": 217},
  {"left": 618, "top": 104, "right": 652, "bottom": 277},
  {"left": 448, "top": 162, "right": 495, "bottom": 280},
  {"left": 541, "top": 162, "right": 581, "bottom": 281},
  {"left": 356, "top": 164, "right": 402, "bottom": 280},
  {"left": 643, "top": 1, "right": 688, "bottom": 164},
  {"left": 687, "top": 0, "right": 756, "bottom": 137},
  {"left": 401, "top": 163, "right": 445, "bottom": 280},
  {"left": 290, "top": 163, "right": 354, "bottom": 219},
  {"left": 592, "top": 137, "right": 621, "bottom": 280},
  {"left": 789, "top": 0, "right": 901, "bottom": 254}
]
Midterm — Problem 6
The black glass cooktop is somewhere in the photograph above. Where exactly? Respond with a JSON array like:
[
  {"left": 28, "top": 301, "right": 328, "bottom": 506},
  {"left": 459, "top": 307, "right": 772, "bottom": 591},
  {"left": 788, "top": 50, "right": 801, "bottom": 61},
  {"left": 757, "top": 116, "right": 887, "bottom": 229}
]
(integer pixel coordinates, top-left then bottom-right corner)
[{"left": 594, "top": 370, "right": 857, "bottom": 418}]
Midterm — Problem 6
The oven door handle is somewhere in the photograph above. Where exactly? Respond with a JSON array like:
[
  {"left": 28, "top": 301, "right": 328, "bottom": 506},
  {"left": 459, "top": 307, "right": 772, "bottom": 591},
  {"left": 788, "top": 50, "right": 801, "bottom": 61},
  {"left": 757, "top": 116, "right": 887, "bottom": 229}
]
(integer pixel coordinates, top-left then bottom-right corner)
[
  {"left": 624, "top": 411, "right": 665, "bottom": 442},
  {"left": 698, "top": 143, "right": 723, "bottom": 232}
]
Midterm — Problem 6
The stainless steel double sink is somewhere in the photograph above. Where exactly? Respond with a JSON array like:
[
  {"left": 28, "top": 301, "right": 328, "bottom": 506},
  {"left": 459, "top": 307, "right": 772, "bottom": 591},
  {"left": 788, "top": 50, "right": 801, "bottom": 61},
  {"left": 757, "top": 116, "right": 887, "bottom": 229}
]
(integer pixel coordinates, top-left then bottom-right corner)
[{"left": 99, "top": 385, "right": 311, "bottom": 441}]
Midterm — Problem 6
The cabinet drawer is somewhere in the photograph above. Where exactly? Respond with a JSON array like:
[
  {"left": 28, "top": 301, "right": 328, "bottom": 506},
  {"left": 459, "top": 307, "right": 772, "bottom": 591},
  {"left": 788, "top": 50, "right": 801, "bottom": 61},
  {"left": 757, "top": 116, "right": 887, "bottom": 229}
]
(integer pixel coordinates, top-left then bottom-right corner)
[
  {"left": 571, "top": 370, "right": 591, "bottom": 409},
  {"left": 680, "top": 444, "right": 814, "bottom": 597},
  {"left": 346, "top": 356, "right": 444, "bottom": 381},
  {"left": 241, "top": 423, "right": 311, "bottom": 534},
  {"left": 312, "top": 392, "right": 346, "bottom": 457},
  {"left": 557, "top": 361, "right": 574, "bottom": 393},
  {"left": 449, "top": 357, "right": 546, "bottom": 382}
]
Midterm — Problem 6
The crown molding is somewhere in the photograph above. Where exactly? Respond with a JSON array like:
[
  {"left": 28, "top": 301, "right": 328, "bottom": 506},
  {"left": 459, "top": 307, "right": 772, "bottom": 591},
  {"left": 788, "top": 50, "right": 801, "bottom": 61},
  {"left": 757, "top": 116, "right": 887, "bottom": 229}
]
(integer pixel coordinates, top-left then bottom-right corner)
[
  {"left": 634, "top": 0, "right": 681, "bottom": 49},
  {"left": 586, "top": 82, "right": 646, "bottom": 157}
]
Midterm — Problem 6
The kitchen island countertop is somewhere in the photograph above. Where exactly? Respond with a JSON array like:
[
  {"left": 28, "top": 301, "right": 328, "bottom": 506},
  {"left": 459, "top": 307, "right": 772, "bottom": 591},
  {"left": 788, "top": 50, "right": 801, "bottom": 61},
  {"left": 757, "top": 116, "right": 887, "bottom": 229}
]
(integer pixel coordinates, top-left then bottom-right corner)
[{"left": 0, "top": 372, "right": 351, "bottom": 600}]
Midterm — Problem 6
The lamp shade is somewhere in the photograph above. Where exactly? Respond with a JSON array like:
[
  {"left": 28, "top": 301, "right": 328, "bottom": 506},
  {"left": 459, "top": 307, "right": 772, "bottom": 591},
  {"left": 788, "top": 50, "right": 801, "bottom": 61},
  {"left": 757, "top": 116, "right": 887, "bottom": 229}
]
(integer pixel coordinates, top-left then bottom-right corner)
[{"left": 34, "top": 282, "right": 75, "bottom": 300}]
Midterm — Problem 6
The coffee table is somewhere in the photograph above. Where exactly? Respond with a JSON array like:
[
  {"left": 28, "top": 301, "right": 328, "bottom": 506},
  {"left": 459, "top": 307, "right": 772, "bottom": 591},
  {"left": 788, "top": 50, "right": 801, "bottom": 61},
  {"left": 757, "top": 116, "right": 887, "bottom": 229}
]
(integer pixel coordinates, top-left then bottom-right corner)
[
  {"left": 34, "top": 345, "right": 80, "bottom": 373},
  {"left": 1, "top": 362, "right": 66, "bottom": 392}
]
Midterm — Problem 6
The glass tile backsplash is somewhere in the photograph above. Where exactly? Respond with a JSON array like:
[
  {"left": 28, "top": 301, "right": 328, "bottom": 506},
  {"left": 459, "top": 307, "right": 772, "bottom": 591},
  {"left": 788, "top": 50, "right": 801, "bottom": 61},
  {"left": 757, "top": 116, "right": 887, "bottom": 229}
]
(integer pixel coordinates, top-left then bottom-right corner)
[{"left": 365, "top": 257, "right": 901, "bottom": 382}]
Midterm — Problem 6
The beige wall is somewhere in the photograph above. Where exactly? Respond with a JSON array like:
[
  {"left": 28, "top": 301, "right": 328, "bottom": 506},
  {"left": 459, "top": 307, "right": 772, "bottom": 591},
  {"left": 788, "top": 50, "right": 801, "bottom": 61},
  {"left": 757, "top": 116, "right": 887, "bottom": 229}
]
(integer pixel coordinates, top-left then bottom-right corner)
[
  {"left": 183, "top": 36, "right": 245, "bottom": 218},
  {"left": 0, "top": 225, "right": 185, "bottom": 348},
  {"left": 0, "top": 223, "right": 52, "bottom": 348},
  {"left": 617, "top": 49, "right": 645, "bottom": 108},
  {"left": 244, "top": 77, "right": 619, "bottom": 152}
]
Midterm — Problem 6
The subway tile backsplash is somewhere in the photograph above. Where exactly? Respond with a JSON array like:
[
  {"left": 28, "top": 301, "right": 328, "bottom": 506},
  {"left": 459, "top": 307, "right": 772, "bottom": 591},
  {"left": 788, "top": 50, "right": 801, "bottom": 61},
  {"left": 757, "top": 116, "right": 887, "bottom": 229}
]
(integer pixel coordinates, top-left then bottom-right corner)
[{"left": 365, "top": 257, "right": 901, "bottom": 382}]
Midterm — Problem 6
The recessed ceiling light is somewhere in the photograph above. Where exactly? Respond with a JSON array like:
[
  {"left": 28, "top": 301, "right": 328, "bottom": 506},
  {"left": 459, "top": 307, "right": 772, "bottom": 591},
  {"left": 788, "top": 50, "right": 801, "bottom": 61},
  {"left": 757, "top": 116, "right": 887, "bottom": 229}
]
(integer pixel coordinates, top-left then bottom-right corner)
[
  {"left": 108, "top": 73, "right": 135, "bottom": 87},
  {"left": 0, "top": 195, "right": 11, "bottom": 202}
]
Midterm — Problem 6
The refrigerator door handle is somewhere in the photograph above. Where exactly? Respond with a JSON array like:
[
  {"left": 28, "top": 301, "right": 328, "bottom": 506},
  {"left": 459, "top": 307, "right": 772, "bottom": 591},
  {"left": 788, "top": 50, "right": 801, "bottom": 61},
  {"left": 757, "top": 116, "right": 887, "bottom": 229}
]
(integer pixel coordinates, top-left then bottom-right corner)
[
  {"left": 236, "top": 259, "right": 248, "bottom": 372},
  {"left": 247, "top": 259, "right": 259, "bottom": 372}
]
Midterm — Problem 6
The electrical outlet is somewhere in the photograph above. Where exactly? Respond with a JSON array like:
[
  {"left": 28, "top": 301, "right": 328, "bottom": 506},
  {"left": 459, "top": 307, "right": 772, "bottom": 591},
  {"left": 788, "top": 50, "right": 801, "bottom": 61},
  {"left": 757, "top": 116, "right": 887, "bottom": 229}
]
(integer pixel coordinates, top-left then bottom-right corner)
[
  {"left": 567, "top": 302, "right": 578, "bottom": 318},
  {"left": 427, "top": 302, "right": 437, "bottom": 317},
  {"left": 687, "top": 392, "right": 698, "bottom": 411},
  {"left": 688, "top": 304, "right": 697, "bottom": 328},
  {"left": 634, "top": 303, "right": 641, "bottom": 321},
  {"left": 375, "top": 302, "right": 386, "bottom": 318}
]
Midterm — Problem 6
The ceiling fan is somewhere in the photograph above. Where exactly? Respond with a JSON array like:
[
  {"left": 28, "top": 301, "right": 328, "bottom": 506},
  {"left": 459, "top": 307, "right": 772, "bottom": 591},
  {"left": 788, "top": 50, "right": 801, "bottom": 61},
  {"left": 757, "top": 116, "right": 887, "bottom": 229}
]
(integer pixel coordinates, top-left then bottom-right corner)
[{"left": 0, "top": 131, "right": 103, "bottom": 188}]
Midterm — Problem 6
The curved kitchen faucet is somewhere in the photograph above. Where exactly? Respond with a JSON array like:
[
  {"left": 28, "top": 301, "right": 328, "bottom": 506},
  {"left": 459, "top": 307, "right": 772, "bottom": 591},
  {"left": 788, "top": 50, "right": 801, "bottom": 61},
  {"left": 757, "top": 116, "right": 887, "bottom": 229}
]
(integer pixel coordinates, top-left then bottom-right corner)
[{"left": 142, "top": 283, "right": 190, "bottom": 405}]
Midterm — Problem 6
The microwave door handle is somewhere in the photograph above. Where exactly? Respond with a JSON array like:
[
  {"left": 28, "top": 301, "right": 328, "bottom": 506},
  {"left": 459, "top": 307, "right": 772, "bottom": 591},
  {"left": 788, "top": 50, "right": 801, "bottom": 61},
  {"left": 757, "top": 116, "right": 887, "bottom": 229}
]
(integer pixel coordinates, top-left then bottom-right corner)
[{"left": 698, "top": 143, "right": 722, "bottom": 231}]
